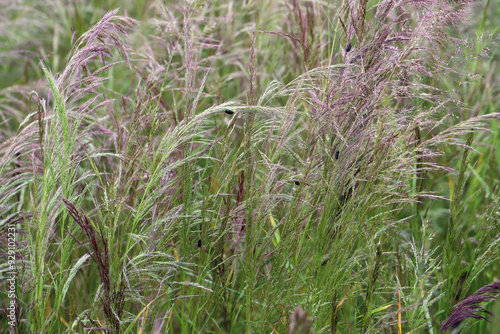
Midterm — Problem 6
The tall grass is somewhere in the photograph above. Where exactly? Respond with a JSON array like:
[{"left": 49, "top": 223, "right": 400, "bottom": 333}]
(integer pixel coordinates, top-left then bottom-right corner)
[{"left": 1, "top": 0, "right": 499, "bottom": 333}]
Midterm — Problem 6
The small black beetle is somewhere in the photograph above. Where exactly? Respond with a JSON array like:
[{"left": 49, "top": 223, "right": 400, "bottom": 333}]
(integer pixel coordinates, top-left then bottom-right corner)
[
  {"left": 197, "top": 239, "right": 201, "bottom": 247},
  {"left": 346, "top": 43, "right": 352, "bottom": 52},
  {"left": 335, "top": 151, "right": 339, "bottom": 160},
  {"left": 224, "top": 109, "right": 234, "bottom": 115},
  {"left": 294, "top": 181, "right": 301, "bottom": 186}
]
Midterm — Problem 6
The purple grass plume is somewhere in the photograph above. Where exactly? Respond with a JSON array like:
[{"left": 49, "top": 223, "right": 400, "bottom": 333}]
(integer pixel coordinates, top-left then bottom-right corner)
[
  {"left": 289, "top": 305, "right": 312, "bottom": 334},
  {"left": 441, "top": 281, "right": 500, "bottom": 332}
]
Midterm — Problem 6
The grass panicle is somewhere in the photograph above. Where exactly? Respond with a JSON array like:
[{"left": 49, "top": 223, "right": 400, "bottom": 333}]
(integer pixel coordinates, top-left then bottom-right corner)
[{"left": 0, "top": 0, "right": 499, "bottom": 333}]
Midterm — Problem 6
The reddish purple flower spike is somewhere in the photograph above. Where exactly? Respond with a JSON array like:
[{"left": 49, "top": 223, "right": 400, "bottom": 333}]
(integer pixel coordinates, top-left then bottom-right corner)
[{"left": 441, "top": 281, "right": 500, "bottom": 332}]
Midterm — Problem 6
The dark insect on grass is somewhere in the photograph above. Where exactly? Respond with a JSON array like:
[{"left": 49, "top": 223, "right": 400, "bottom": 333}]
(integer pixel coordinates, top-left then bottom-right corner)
[
  {"left": 346, "top": 43, "right": 352, "bottom": 52},
  {"left": 335, "top": 151, "right": 339, "bottom": 159},
  {"left": 197, "top": 239, "right": 201, "bottom": 247},
  {"left": 224, "top": 109, "right": 234, "bottom": 115},
  {"left": 294, "top": 181, "right": 300, "bottom": 186}
]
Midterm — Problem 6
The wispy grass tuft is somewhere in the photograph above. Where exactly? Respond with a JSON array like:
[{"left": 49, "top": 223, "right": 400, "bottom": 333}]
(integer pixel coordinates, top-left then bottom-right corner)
[{"left": 1, "top": 0, "right": 499, "bottom": 333}]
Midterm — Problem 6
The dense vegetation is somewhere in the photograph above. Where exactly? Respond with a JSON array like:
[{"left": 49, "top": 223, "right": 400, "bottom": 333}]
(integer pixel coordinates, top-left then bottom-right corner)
[{"left": 1, "top": 0, "right": 499, "bottom": 333}]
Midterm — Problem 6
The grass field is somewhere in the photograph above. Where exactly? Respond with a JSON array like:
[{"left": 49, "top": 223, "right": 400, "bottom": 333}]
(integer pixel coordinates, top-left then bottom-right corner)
[{"left": 1, "top": 0, "right": 500, "bottom": 333}]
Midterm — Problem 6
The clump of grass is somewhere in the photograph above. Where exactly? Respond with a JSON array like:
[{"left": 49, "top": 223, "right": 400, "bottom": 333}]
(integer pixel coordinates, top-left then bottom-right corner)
[{"left": 0, "top": 0, "right": 499, "bottom": 333}]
